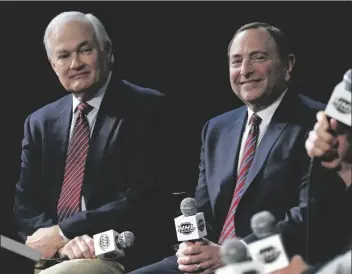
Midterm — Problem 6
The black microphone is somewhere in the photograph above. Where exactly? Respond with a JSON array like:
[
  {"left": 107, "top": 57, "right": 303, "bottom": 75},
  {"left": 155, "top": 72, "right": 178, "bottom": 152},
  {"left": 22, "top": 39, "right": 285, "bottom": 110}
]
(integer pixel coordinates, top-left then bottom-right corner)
[
  {"left": 174, "top": 197, "right": 207, "bottom": 242},
  {"left": 216, "top": 238, "right": 265, "bottom": 274},
  {"left": 247, "top": 211, "right": 290, "bottom": 273},
  {"left": 93, "top": 230, "right": 135, "bottom": 260}
]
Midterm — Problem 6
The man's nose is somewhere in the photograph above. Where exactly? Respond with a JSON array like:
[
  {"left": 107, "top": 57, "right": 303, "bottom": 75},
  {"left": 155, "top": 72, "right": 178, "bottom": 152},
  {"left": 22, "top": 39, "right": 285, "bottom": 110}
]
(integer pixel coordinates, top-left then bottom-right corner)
[
  {"left": 240, "top": 59, "right": 254, "bottom": 78},
  {"left": 70, "top": 54, "right": 84, "bottom": 70}
]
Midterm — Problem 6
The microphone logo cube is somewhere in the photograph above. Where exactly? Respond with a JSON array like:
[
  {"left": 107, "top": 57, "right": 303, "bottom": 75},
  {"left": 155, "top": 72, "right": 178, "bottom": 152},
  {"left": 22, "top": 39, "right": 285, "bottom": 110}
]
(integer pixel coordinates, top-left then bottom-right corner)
[
  {"left": 326, "top": 81, "right": 352, "bottom": 126},
  {"left": 94, "top": 230, "right": 125, "bottom": 259},
  {"left": 247, "top": 234, "right": 289, "bottom": 273},
  {"left": 174, "top": 212, "right": 207, "bottom": 241}
]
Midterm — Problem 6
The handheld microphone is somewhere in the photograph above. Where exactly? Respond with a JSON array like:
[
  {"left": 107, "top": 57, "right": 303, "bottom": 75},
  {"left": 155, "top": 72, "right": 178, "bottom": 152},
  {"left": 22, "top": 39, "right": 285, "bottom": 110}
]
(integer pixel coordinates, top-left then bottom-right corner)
[
  {"left": 174, "top": 197, "right": 207, "bottom": 242},
  {"left": 93, "top": 230, "right": 135, "bottom": 260},
  {"left": 325, "top": 69, "right": 351, "bottom": 127},
  {"left": 247, "top": 211, "right": 290, "bottom": 273},
  {"left": 215, "top": 238, "right": 265, "bottom": 274}
]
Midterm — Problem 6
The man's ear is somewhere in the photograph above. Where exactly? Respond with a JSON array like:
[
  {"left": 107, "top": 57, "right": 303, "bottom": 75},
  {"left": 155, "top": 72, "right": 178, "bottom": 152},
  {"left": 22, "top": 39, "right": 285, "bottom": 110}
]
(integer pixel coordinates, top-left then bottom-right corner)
[
  {"left": 50, "top": 59, "right": 58, "bottom": 75},
  {"left": 285, "top": 53, "right": 296, "bottom": 81},
  {"left": 104, "top": 42, "right": 114, "bottom": 68}
]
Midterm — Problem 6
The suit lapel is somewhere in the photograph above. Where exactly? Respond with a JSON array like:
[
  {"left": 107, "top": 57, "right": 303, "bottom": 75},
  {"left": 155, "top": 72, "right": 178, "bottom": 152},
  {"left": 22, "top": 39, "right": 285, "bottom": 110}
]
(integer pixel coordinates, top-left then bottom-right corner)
[
  {"left": 241, "top": 120, "right": 288, "bottom": 195},
  {"left": 50, "top": 95, "right": 72, "bottom": 200},
  {"left": 239, "top": 92, "right": 296, "bottom": 197},
  {"left": 222, "top": 108, "right": 247, "bottom": 187},
  {"left": 216, "top": 108, "right": 247, "bottom": 224},
  {"left": 82, "top": 79, "right": 125, "bottom": 203}
]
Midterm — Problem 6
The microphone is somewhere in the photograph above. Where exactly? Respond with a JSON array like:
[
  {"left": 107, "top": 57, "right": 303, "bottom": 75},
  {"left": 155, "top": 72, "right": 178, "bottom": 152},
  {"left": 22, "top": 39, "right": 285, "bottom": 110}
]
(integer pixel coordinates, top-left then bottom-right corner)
[
  {"left": 93, "top": 230, "right": 135, "bottom": 260},
  {"left": 247, "top": 211, "right": 290, "bottom": 273},
  {"left": 215, "top": 238, "right": 265, "bottom": 274},
  {"left": 325, "top": 69, "right": 351, "bottom": 127},
  {"left": 174, "top": 197, "right": 207, "bottom": 242}
]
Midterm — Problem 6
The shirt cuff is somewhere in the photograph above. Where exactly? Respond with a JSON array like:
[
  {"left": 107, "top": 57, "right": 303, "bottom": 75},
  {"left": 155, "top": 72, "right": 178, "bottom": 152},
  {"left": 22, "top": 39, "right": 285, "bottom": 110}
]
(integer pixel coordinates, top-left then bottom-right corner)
[{"left": 58, "top": 226, "right": 70, "bottom": 241}]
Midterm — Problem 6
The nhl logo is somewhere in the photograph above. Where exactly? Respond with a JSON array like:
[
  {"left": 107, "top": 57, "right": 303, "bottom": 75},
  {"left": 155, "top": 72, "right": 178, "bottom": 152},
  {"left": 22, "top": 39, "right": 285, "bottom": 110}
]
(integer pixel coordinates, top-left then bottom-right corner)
[
  {"left": 333, "top": 97, "right": 351, "bottom": 114},
  {"left": 178, "top": 222, "right": 196, "bottom": 235},
  {"left": 99, "top": 234, "right": 110, "bottom": 251}
]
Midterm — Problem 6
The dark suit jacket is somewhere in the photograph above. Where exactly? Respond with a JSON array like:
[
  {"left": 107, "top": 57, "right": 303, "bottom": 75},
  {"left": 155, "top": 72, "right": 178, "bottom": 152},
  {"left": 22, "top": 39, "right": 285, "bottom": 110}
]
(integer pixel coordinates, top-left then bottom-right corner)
[
  {"left": 13, "top": 76, "right": 174, "bottom": 269},
  {"left": 194, "top": 91, "right": 347, "bottom": 264}
]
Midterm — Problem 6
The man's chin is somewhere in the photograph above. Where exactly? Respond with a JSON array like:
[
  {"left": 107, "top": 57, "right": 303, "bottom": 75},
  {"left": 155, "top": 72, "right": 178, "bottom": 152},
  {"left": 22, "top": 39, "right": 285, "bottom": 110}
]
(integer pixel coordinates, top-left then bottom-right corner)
[
  {"left": 69, "top": 85, "right": 100, "bottom": 100},
  {"left": 241, "top": 90, "right": 264, "bottom": 103}
]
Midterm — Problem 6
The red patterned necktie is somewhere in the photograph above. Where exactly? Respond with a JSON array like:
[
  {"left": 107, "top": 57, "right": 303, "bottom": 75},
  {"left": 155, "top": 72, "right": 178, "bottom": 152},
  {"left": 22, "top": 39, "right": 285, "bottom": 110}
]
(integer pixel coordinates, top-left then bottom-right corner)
[
  {"left": 218, "top": 113, "right": 262, "bottom": 244},
  {"left": 57, "top": 102, "right": 92, "bottom": 222}
]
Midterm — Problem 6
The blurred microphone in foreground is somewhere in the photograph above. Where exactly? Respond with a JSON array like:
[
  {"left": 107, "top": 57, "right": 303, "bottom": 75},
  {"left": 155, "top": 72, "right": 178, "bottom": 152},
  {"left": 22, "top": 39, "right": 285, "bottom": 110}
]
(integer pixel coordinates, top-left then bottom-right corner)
[
  {"left": 216, "top": 238, "right": 265, "bottom": 274},
  {"left": 324, "top": 69, "right": 351, "bottom": 127},
  {"left": 247, "top": 211, "right": 290, "bottom": 273}
]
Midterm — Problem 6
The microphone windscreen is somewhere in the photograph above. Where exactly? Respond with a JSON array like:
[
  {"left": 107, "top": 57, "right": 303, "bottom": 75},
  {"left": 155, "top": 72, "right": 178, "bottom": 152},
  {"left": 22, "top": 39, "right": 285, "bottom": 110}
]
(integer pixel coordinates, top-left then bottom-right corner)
[
  {"left": 343, "top": 69, "right": 351, "bottom": 91},
  {"left": 180, "top": 197, "right": 198, "bottom": 216},
  {"left": 220, "top": 238, "right": 249, "bottom": 265},
  {"left": 250, "top": 211, "right": 276, "bottom": 238},
  {"left": 117, "top": 231, "right": 135, "bottom": 249}
]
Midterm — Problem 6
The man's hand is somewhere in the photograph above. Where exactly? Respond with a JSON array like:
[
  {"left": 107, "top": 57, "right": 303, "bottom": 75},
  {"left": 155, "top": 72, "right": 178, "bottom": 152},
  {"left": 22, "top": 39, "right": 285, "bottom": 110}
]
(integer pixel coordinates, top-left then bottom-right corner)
[
  {"left": 58, "top": 235, "right": 95, "bottom": 260},
  {"left": 305, "top": 111, "right": 352, "bottom": 186},
  {"left": 176, "top": 240, "right": 222, "bottom": 274},
  {"left": 271, "top": 255, "right": 310, "bottom": 274},
  {"left": 26, "top": 225, "right": 66, "bottom": 259}
]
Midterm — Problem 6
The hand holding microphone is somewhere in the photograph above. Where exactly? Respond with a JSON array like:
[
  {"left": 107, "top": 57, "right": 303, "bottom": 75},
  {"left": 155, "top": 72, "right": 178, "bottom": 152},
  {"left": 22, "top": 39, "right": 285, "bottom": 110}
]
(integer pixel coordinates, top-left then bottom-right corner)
[
  {"left": 305, "top": 69, "right": 351, "bottom": 186},
  {"left": 175, "top": 198, "right": 222, "bottom": 273},
  {"left": 305, "top": 111, "right": 352, "bottom": 169},
  {"left": 58, "top": 234, "right": 95, "bottom": 260}
]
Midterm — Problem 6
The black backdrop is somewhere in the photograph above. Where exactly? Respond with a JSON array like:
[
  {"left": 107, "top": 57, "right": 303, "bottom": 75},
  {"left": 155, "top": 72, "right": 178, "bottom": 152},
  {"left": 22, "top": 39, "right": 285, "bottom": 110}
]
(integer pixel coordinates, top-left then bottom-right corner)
[{"left": 1, "top": 1, "right": 351, "bottom": 266}]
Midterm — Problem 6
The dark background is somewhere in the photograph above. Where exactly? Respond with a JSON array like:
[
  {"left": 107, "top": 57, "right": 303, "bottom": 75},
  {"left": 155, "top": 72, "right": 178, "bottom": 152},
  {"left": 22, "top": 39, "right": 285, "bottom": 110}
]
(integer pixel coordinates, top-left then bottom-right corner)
[{"left": 1, "top": 1, "right": 351, "bottom": 268}]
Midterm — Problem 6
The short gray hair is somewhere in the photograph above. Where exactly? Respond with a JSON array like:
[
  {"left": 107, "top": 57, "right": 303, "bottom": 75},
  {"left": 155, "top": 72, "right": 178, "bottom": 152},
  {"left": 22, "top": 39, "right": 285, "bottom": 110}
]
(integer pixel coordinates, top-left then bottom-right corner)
[{"left": 43, "top": 11, "right": 114, "bottom": 64}]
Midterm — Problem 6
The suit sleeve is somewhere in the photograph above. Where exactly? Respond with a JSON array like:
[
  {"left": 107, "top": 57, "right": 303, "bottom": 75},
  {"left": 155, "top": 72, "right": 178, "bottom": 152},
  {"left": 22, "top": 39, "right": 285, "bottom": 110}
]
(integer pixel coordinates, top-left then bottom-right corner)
[
  {"left": 13, "top": 115, "right": 55, "bottom": 242},
  {"left": 58, "top": 95, "right": 174, "bottom": 241},
  {"left": 194, "top": 121, "right": 217, "bottom": 241}
]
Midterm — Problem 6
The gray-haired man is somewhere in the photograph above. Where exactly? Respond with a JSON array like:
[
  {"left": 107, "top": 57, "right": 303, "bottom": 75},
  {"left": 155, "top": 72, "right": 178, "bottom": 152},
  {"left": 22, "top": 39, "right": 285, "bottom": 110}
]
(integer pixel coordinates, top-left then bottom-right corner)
[{"left": 14, "top": 11, "right": 170, "bottom": 274}]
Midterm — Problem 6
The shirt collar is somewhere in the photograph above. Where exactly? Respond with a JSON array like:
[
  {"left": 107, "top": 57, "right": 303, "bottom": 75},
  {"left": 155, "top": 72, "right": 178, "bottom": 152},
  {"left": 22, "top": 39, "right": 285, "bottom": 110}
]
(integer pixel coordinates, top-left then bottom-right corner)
[
  {"left": 72, "top": 72, "right": 112, "bottom": 113},
  {"left": 246, "top": 88, "right": 288, "bottom": 126}
]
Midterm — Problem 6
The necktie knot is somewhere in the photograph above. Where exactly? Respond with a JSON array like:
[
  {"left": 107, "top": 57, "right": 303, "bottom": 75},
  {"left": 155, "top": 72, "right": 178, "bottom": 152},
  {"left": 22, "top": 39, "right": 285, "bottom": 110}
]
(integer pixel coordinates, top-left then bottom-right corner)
[
  {"left": 249, "top": 113, "right": 262, "bottom": 127},
  {"left": 76, "top": 102, "right": 92, "bottom": 115}
]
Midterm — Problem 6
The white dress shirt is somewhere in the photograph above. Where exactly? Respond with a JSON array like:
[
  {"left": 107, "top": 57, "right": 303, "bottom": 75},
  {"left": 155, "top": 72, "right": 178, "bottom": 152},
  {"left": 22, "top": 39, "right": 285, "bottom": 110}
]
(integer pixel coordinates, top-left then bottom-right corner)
[
  {"left": 237, "top": 90, "right": 287, "bottom": 172},
  {"left": 59, "top": 72, "right": 111, "bottom": 240}
]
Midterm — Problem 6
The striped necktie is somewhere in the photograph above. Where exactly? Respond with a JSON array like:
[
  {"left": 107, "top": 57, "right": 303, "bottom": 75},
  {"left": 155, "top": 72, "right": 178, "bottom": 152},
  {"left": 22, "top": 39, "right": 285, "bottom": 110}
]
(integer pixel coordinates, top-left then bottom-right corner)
[
  {"left": 57, "top": 102, "right": 92, "bottom": 221},
  {"left": 218, "top": 113, "right": 262, "bottom": 244}
]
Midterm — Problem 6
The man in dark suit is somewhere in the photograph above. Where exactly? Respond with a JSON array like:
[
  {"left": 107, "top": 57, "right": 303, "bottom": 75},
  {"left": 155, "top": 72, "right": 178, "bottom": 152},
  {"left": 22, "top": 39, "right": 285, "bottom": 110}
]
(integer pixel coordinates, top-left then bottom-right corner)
[
  {"left": 129, "top": 22, "right": 346, "bottom": 274},
  {"left": 13, "top": 11, "right": 172, "bottom": 274}
]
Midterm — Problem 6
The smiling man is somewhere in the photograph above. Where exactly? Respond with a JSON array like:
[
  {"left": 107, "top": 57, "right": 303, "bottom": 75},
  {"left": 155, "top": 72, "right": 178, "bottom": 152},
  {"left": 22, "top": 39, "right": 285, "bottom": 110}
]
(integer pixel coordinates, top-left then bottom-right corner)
[
  {"left": 129, "top": 22, "right": 346, "bottom": 274},
  {"left": 13, "top": 11, "right": 171, "bottom": 274}
]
